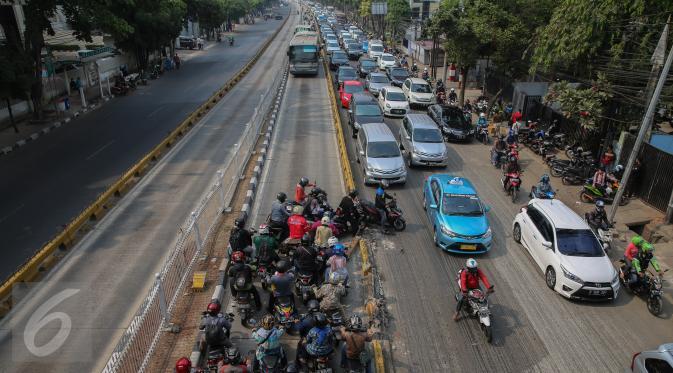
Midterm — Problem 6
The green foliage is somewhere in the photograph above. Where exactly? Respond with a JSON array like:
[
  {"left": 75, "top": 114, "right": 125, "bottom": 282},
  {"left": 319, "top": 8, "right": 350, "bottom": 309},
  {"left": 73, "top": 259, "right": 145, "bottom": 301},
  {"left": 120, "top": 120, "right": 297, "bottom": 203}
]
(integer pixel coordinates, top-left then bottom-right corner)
[
  {"left": 543, "top": 74, "right": 613, "bottom": 130},
  {"left": 0, "top": 45, "right": 32, "bottom": 100},
  {"left": 385, "top": 0, "right": 410, "bottom": 39}
]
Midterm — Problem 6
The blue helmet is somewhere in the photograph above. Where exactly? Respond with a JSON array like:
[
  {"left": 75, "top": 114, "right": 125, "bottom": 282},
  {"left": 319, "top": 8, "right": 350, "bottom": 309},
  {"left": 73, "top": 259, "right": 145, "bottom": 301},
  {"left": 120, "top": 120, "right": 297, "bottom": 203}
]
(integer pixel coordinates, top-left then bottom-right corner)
[
  {"left": 376, "top": 186, "right": 384, "bottom": 196},
  {"left": 333, "top": 243, "right": 345, "bottom": 255}
]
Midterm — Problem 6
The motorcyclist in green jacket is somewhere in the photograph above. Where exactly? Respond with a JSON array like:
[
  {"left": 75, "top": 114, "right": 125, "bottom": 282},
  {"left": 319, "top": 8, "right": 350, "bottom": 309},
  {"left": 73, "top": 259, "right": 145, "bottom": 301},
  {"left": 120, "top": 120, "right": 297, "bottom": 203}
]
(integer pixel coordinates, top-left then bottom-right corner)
[{"left": 253, "top": 224, "right": 280, "bottom": 265}]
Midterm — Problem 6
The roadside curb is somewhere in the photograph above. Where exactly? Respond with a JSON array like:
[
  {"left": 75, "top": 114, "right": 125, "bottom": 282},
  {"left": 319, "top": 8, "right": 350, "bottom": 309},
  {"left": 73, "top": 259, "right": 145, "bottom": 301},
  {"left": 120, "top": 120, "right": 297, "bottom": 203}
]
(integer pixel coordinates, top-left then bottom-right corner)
[
  {"left": 189, "top": 67, "right": 289, "bottom": 367},
  {"left": 0, "top": 100, "right": 109, "bottom": 157}
]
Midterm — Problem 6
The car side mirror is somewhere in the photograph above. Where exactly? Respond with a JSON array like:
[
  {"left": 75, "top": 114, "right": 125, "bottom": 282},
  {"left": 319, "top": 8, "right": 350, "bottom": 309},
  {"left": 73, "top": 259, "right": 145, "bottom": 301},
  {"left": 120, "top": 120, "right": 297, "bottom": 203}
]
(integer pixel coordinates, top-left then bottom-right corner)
[
  {"left": 405, "top": 135, "right": 410, "bottom": 140},
  {"left": 429, "top": 203, "right": 437, "bottom": 209},
  {"left": 484, "top": 205, "right": 491, "bottom": 212},
  {"left": 286, "top": 50, "right": 290, "bottom": 56},
  {"left": 359, "top": 150, "right": 365, "bottom": 156},
  {"left": 542, "top": 240, "right": 552, "bottom": 249}
]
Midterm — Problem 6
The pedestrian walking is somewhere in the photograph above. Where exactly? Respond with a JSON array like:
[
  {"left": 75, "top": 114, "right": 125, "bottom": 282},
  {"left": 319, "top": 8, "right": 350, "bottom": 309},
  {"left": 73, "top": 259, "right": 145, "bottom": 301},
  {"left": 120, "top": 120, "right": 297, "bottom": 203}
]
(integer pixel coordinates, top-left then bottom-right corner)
[{"left": 173, "top": 53, "right": 181, "bottom": 70}]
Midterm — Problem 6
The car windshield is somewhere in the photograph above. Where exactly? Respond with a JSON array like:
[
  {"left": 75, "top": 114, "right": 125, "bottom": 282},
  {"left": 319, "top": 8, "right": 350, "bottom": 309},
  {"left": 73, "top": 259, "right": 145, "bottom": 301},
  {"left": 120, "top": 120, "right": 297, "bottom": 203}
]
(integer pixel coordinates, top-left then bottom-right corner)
[
  {"left": 339, "top": 70, "right": 357, "bottom": 80},
  {"left": 370, "top": 45, "right": 383, "bottom": 52},
  {"left": 370, "top": 75, "right": 389, "bottom": 83},
  {"left": 344, "top": 84, "right": 363, "bottom": 94},
  {"left": 382, "top": 55, "right": 395, "bottom": 62},
  {"left": 387, "top": 92, "right": 406, "bottom": 101},
  {"left": 367, "top": 141, "right": 400, "bottom": 158},
  {"left": 555, "top": 229, "right": 605, "bottom": 257},
  {"left": 443, "top": 110, "right": 470, "bottom": 129},
  {"left": 327, "top": 43, "right": 339, "bottom": 48},
  {"left": 355, "top": 104, "right": 381, "bottom": 116},
  {"left": 361, "top": 60, "right": 376, "bottom": 67},
  {"left": 348, "top": 43, "right": 361, "bottom": 50},
  {"left": 413, "top": 128, "right": 443, "bottom": 143},
  {"left": 412, "top": 83, "right": 432, "bottom": 93},
  {"left": 333, "top": 52, "right": 347, "bottom": 59},
  {"left": 441, "top": 194, "right": 483, "bottom": 216},
  {"left": 390, "top": 69, "right": 409, "bottom": 79}
]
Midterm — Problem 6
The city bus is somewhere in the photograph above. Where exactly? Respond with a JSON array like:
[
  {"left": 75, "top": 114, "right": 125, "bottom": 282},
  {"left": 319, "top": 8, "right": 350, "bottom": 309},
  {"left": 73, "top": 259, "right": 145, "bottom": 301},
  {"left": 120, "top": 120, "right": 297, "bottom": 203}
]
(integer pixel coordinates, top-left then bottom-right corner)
[
  {"left": 294, "top": 24, "right": 312, "bottom": 34},
  {"left": 287, "top": 31, "right": 320, "bottom": 76}
]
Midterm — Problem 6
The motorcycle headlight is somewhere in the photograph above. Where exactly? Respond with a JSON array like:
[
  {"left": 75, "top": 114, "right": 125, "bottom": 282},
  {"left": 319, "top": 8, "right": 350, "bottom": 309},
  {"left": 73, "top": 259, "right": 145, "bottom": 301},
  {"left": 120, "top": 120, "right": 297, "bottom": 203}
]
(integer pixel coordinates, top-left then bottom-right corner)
[
  {"left": 482, "top": 227, "right": 492, "bottom": 239},
  {"left": 440, "top": 224, "right": 457, "bottom": 237},
  {"left": 561, "top": 264, "right": 584, "bottom": 284}
]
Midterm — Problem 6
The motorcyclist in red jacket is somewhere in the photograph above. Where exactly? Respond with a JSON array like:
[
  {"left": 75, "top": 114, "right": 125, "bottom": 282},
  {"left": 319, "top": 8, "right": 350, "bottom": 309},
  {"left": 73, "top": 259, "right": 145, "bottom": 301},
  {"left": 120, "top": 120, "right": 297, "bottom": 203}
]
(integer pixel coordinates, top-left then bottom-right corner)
[
  {"left": 295, "top": 176, "right": 315, "bottom": 204},
  {"left": 454, "top": 258, "right": 493, "bottom": 321},
  {"left": 288, "top": 205, "right": 309, "bottom": 240}
]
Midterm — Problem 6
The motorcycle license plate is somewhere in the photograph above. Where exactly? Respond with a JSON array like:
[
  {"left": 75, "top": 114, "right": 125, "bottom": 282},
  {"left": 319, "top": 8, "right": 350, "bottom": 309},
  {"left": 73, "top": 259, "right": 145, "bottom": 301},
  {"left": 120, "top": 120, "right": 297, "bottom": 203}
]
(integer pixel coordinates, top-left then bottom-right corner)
[
  {"left": 461, "top": 244, "right": 476, "bottom": 251},
  {"left": 589, "top": 290, "right": 606, "bottom": 296}
]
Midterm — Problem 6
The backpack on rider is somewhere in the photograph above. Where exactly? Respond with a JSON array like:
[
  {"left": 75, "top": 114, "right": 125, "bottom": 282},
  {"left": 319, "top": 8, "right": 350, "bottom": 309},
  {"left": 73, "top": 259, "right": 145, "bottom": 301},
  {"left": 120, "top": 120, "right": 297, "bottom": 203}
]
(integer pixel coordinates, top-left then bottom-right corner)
[{"left": 204, "top": 318, "right": 227, "bottom": 346}]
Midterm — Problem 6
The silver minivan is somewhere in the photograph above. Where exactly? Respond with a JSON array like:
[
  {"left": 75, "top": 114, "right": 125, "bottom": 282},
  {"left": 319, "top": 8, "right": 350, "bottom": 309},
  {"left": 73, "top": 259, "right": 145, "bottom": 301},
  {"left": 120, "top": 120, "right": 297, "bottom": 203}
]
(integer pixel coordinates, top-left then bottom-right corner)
[
  {"left": 356, "top": 122, "right": 407, "bottom": 185},
  {"left": 399, "top": 114, "right": 448, "bottom": 167}
]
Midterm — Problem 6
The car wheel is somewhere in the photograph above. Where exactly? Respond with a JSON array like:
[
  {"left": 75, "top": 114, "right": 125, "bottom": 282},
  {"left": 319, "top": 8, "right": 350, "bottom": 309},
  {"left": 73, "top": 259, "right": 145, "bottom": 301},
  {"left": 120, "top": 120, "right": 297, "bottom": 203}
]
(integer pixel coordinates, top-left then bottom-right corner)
[
  {"left": 545, "top": 267, "right": 556, "bottom": 290},
  {"left": 513, "top": 223, "right": 521, "bottom": 243}
]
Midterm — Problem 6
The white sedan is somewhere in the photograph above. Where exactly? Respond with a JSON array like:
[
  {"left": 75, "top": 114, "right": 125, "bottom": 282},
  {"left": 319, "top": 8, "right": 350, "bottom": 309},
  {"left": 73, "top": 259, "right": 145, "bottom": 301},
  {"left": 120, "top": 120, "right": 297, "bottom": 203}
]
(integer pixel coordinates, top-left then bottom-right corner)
[
  {"left": 378, "top": 86, "right": 410, "bottom": 117},
  {"left": 377, "top": 53, "right": 397, "bottom": 69},
  {"left": 512, "top": 199, "right": 619, "bottom": 301}
]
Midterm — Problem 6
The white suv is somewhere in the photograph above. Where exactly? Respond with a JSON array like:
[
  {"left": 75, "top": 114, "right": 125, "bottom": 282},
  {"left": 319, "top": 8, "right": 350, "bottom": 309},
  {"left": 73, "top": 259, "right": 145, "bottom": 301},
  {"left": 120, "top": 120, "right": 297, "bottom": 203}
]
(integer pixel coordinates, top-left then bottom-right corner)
[
  {"left": 512, "top": 199, "right": 619, "bottom": 301},
  {"left": 402, "top": 78, "right": 435, "bottom": 107}
]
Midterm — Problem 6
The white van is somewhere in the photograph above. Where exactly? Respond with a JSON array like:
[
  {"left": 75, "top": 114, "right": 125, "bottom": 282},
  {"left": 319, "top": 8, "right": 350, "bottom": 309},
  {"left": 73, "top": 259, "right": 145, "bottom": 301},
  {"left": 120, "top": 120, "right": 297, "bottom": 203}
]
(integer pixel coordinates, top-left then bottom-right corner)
[{"left": 368, "top": 41, "right": 384, "bottom": 60}]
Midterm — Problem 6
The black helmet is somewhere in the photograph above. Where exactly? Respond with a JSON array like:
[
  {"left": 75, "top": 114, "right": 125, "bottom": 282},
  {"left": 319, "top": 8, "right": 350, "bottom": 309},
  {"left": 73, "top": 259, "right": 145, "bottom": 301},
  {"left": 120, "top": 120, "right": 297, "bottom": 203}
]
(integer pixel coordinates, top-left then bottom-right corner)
[
  {"left": 277, "top": 192, "right": 287, "bottom": 203},
  {"left": 307, "top": 299, "right": 320, "bottom": 313},
  {"left": 276, "top": 260, "right": 290, "bottom": 273},
  {"left": 234, "top": 217, "right": 245, "bottom": 228},
  {"left": 301, "top": 233, "right": 311, "bottom": 246},
  {"left": 314, "top": 312, "right": 327, "bottom": 327},
  {"left": 235, "top": 276, "right": 247, "bottom": 289},
  {"left": 596, "top": 200, "right": 605, "bottom": 210},
  {"left": 299, "top": 177, "right": 309, "bottom": 187},
  {"left": 226, "top": 347, "right": 241, "bottom": 364},
  {"left": 349, "top": 189, "right": 359, "bottom": 198}
]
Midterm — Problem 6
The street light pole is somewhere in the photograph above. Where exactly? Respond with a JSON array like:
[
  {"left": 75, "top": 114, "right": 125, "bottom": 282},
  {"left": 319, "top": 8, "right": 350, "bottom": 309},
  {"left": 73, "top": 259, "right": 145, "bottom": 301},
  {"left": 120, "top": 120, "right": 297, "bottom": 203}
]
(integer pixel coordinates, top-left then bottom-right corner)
[{"left": 609, "top": 40, "right": 673, "bottom": 223}]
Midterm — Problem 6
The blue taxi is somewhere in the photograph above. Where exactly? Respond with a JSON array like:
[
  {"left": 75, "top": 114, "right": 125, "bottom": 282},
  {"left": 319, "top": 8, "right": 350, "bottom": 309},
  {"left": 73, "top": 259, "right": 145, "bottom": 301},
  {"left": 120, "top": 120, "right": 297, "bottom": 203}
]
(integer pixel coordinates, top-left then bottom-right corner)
[{"left": 423, "top": 175, "right": 492, "bottom": 253}]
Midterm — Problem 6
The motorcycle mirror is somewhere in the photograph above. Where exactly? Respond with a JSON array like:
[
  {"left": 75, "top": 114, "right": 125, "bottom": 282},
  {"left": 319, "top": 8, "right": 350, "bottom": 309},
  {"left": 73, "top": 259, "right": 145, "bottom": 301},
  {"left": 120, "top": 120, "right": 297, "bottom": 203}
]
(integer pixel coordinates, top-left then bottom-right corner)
[
  {"left": 484, "top": 205, "right": 491, "bottom": 212},
  {"left": 359, "top": 150, "right": 365, "bottom": 156}
]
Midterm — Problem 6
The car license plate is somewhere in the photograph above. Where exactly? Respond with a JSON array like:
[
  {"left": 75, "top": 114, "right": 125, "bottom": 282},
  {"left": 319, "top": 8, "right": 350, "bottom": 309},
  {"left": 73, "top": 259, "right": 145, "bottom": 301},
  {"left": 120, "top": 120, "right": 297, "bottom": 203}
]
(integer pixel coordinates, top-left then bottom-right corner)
[
  {"left": 589, "top": 290, "right": 606, "bottom": 296},
  {"left": 461, "top": 244, "right": 476, "bottom": 251}
]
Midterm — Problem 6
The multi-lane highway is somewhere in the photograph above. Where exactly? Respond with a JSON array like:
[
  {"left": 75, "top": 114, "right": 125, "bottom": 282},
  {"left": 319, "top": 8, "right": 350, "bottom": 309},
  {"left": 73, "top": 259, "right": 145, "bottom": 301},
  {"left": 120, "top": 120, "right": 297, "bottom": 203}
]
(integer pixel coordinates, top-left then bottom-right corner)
[
  {"left": 0, "top": 16, "right": 285, "bottom": 280},
  {"left": 331, "top": 59, "right": 673, "bottom": 371},
  {"left": 0, "top": 9, "right": 292, "bottom": 372}
]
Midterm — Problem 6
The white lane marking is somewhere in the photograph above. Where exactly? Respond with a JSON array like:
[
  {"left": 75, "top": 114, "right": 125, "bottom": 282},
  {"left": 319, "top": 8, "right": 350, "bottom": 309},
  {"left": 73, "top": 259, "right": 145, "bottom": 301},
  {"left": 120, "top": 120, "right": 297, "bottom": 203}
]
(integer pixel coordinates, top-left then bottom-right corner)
[
  {"left": 0, "top": 203, "right": 25, "bottom": 224},
  {"left": 146, "top": 106, "right": 164, "bottom": 118},
  {"left": 85, "top": 140, "right": 115, "bottom": 161}
]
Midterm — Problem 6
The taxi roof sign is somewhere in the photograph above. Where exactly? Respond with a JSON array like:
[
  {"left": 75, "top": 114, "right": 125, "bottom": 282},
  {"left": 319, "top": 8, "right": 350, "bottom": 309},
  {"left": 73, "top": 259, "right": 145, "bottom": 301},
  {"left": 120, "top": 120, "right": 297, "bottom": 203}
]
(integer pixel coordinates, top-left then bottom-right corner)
[{"left": 448, "top": 177, "right": 464, "bottom": 186}]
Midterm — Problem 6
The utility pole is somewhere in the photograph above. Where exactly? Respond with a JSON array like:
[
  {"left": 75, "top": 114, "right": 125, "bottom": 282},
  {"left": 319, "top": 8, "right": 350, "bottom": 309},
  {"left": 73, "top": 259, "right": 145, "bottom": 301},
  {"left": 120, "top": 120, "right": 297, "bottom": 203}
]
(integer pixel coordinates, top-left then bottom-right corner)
[
  {"left": 644, "top": 17, "right": 669, "bottom": 142},
  {"left": 609, "top": 38, "right": 673, "bottom": 223}
]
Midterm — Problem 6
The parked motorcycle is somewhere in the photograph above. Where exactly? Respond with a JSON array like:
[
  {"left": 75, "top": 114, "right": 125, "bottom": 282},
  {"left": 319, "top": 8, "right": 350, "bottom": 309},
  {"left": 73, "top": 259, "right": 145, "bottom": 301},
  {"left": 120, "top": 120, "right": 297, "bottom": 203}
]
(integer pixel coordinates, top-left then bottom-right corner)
[
  {"left": 502, "top": 171, "right": 522, "bottom": 203},
  {"left": 617, "top": 264, "right": 668, "bottom": 316},
  {"left": 455, "top": 270, "right": 493, "bottom": 343},
  {"left": 579, "top": 180, "right": 629, "bottom": 206}
]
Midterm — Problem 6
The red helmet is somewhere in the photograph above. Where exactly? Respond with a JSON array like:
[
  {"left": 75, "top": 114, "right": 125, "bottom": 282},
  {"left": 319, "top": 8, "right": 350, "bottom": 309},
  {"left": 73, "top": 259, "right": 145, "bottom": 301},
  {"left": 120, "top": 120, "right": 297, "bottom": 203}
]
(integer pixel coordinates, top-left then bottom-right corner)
[
  {"left": 175, "top": 357, "right": 191, "bottom": 373},
  {"left": 207, "top": 300, "right": 221, "bottom": 316},
  {"left": 232, "top": 250, "right": 245, "bottom": 263}
]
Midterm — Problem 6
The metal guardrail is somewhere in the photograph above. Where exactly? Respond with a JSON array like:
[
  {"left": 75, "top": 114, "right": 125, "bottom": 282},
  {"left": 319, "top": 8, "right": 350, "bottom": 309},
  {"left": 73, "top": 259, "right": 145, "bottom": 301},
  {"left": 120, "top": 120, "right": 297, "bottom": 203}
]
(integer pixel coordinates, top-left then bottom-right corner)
[
  {"left": 0, "top": 14, "right": 290, "bottom": 311},
  {"left": 101, "top": 59, "right": 288, "bottom": 373}
]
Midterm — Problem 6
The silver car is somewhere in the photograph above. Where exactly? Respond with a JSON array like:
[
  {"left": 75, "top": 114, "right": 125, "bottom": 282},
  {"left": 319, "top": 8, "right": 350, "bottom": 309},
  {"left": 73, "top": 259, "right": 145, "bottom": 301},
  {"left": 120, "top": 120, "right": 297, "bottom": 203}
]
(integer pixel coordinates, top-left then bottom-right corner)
[
  {"left": 365, "top": 72, "right": 390, "bottom": 96},
  {"left": 356, "top": 122, "right": 407, "bottom": 185},
  {"left": 631, "top": 343, "right": 673, "bottom": 372},
  {"left": 398, "top": 114, "right": 448, "bottom": 167}
]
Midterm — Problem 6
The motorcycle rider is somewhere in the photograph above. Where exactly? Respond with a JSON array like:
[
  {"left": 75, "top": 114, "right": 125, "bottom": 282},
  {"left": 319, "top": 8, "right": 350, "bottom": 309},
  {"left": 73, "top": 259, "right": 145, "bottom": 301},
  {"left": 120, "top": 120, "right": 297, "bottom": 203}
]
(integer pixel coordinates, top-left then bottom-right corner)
[
  {"left": 268, "top": 260, "right": 295, "bottom": 313},
  {"left": 314, "top": 216, "right": 334, "bottom": 248},
  {"left": 477, "top": 113, "right": 488, "bottom": 128},
  {"left": 339, "top": 314, "right": 372, "bottom": 372},
  {"left": 294, "top": 299, "right": 321, "bottom": 337},
  {"left": 435, "top": 80, "right": 445, "bottom": 95},
  {"left": 623, "top": 236, "right": 646, "bottom": 287},
  {"left": 252, "top": 314, "right": 286, "bottom": 370},
  {"left": 338, "top": 189, "right": 360, "bottom": 233},
  {"left": 491, "top": 135, "right": 507, "bottom": 165},
  {"left": 219, "top": 347, "right": 252, "bottom": 373},
  {"left": 463, "top": 99, "right": 473, "bottom": 113},
  {"left": 288, "top": 205, "right": 310, "bottom": 241},
  {"left": 448, "top": 88, "right": 458, "bottom": 103},
  {"left": 269, "top": 192, "right": 291, "bottom": 241},
  {"left": 325, "top": 243, "right": 348, "bottom": 284},
  {"left": 453, "top": 258, "right": 494, "bottom": 321},
  {"left": 201, "top": 300, "right": 233, "bottom": 348},
  {"left": 531, "top": 174, "right": 553, "bottom": 198},
  {"left": 502, "top": 155, "right": 521, "bottom": 192},
  {"left": 630, "top": 243, "right": 664, "bottom": 290},
  {"left": 253, "top": 224, "right": 280, "bottom": 267},
  {"left": 228, "top": 251, "right": 261, "bottom": 310},
  {"left": 295, "top": 177, "right": 315, "bottom": 205},
  {"left": 295, "top": 233, "right": 319, "bottom": 283},
  {"left": 375, "top": 180, "right": 393, "bottom": 233},
  {"left": 175, "top": 357, "right": 192, "bottom": 373},
  {"left": 592, "top": 167, "right": 608, "bottom": 193},
  {"left": 229, "top": 217, "right": 253, "bottom": 259},
  {"left": 422, "top": 67, "right": 429, "bottom": 80},
  {"left": 585, "top": 200, "right": 611, "bottom": 231},
  {"left": 315, "top": 271, "right": 347, "bottom": 313},
  {"left": 298, "top": 312, "right": 335, "bottom": 365}
]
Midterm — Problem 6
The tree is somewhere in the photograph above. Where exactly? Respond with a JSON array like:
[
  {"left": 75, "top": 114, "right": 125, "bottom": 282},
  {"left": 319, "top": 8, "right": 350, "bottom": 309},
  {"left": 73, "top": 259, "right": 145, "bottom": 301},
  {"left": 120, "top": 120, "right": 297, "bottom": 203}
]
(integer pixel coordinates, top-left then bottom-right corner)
[
  {"left": 385, "top": 0, "right": 410, "bottom": 45},
  {"left": 544, "top": 75, "right": 613, "bottom": 131}
]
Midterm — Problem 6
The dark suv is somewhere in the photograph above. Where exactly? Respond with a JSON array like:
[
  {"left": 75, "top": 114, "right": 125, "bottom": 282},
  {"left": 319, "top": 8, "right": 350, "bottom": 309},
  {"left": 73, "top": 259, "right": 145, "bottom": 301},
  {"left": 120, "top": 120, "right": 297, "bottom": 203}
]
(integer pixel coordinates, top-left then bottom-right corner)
[
  {"left": 348, "top": 93, "right": 384, "bottom": 137},
  {"left": 387, "top": 67, "right": 410, "bottom": 87},
  {"left": 329, "top": 51, "right": 350, "bottom": 71},
  {"left": 427, "top": 104, "right": 474, "bottom": 141}
]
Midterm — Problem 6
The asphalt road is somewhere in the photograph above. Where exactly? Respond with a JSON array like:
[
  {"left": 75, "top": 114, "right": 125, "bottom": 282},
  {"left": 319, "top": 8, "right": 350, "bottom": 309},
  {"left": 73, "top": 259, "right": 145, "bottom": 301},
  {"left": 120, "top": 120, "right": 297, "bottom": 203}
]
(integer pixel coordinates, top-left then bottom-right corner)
[
  {"left": 0, "top": 16, "right": 285, "bottom": 280},
  {"left": 331, "top": 61, "right": 673, "bottom": 371},
  {"left": 0, "top": 9, "right": 293, "bottom": 373},
  {"left": 220, "top": 51, "right": 366, "bottom": 368}
]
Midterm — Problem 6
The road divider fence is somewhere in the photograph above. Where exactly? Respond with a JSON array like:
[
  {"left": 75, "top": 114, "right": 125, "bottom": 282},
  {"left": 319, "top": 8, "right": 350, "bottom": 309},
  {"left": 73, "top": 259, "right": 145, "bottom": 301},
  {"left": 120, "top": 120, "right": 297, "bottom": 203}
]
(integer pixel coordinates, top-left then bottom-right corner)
[{"left": 0, "top": 14, "right": 289, "bottom": 315}]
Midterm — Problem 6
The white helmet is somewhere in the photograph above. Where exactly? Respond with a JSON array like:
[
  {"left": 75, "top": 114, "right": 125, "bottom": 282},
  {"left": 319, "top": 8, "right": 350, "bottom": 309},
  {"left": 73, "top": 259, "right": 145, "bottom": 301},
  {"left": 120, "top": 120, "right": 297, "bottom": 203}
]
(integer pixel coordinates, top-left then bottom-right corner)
[
  {"left": 292, "top": 205, "right": 304, "bottom": 215},
  {"left": 466, "top": 258, "right": 478, "bottom": 269},
  {"left": 321, "top": 216, "right": 330, "bottom": 225},
  {"left": 450, "top": 88, "right": 455, "bottom": 92},
  {"left": 479, "top": 113, "right": 486, "bottom": 118},
  {"left": 258, "top": 224, "right": 269, "bottom": 235},
  {"left": 328, "top": 236, "right": 338, "bottom": 247},
  {"left": 424, "top": 67, "right": 428, "bottom": 71}
]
